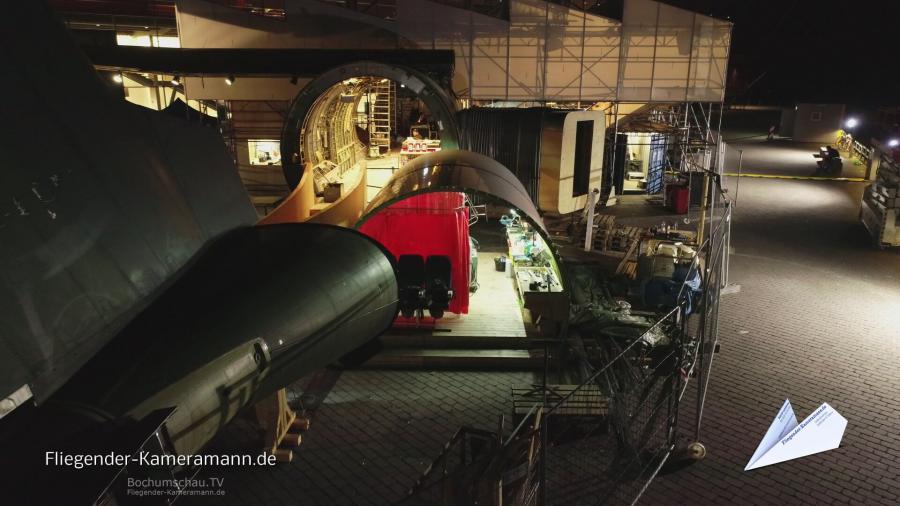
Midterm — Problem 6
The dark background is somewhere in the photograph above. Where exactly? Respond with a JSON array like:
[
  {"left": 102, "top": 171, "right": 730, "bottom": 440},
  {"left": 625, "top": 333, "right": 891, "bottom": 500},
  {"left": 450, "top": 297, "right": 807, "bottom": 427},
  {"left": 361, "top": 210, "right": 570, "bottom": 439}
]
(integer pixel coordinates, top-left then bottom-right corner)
[{"left": 663, "top": 0, "right": 898, "bottom": 106}]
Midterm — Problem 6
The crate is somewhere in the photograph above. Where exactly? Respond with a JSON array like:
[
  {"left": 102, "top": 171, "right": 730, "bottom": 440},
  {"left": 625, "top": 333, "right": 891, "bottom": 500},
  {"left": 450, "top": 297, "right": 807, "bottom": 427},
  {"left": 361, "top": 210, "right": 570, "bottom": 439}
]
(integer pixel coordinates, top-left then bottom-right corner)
[{"left": 323, "top": 182, "right": 343, "bottom": 203}]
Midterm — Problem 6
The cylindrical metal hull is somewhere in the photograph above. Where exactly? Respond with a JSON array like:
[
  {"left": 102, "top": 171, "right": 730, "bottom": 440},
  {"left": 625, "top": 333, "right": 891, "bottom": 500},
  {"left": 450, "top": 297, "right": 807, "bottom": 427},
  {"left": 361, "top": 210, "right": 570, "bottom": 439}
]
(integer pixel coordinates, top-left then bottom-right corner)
[{"left": 51, "top": 223, "right": 398, "bottom": 453}]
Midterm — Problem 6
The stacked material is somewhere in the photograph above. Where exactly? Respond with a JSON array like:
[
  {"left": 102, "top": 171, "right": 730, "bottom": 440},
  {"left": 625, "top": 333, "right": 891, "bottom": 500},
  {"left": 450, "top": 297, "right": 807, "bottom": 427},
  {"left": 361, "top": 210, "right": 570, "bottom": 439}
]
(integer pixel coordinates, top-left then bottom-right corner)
[
  {"left": 608, "top": 226, "right": 643, "bottom": 253},
  {"left": 592, "top": 214, "right": 617, "bottom": 251},
  {"left": 860, "top": 154, "right": 900, "bottom": 247}
]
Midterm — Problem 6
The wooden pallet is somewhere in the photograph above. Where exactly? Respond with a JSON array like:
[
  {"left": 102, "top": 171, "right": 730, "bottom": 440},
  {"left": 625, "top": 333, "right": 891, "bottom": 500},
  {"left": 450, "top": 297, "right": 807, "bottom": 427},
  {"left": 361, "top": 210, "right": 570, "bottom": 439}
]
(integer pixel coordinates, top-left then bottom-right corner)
[
  {"left": 874, "top": 184, "right": 898, "bottom": 198},
  {"left": 592, "top": 214, "right": 617, "bottom": 251},
  {"left": 871, "top": 184, "right": 900, "bottom": 208},
  {"left": 615, "top": 236, "right": 641, "bottom": 279}
]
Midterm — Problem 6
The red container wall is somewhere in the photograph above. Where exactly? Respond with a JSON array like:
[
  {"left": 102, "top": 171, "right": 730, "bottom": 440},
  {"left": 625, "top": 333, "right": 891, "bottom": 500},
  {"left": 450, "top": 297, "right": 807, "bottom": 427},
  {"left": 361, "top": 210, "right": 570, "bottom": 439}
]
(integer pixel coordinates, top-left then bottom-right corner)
[
  {"left": 359, "top": 192, "right": 470, "bottom": 314},
  {"left": 667, "top": 185, "right": 690, "bottom": 215}
]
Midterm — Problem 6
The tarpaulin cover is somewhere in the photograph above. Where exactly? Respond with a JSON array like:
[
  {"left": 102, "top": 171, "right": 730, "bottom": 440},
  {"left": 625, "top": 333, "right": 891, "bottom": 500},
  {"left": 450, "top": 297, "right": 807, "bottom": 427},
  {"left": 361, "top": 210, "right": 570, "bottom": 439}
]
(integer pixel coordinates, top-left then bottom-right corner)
[{"left": 360, "top": 192, "right": 470, "bottom": 314}]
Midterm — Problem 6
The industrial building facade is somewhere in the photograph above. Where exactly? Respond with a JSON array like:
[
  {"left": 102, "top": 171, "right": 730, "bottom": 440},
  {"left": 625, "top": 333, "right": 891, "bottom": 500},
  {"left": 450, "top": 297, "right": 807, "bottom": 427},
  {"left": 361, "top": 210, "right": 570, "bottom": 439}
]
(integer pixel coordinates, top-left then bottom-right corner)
[{"left": 2, "top": 1, "right": 737, "bottom": 504}]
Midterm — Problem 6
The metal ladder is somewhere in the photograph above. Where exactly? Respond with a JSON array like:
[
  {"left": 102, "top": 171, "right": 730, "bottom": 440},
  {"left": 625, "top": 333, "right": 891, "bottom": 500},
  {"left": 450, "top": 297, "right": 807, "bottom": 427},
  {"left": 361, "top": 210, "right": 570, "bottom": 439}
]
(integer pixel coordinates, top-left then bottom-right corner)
[{"left": 368, "top": 79, "right": 394, "bottom": 156}]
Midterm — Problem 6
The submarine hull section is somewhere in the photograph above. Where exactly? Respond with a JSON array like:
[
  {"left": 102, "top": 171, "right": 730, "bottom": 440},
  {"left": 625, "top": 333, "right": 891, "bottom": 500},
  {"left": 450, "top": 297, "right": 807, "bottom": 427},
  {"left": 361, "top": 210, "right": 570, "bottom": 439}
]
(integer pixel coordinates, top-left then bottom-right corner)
[
  {"left": 1, "top": 223, "right": 399, "bottom": 505},
  {"left": 49, "top": 223, "right": 398, "bottom": 455}
]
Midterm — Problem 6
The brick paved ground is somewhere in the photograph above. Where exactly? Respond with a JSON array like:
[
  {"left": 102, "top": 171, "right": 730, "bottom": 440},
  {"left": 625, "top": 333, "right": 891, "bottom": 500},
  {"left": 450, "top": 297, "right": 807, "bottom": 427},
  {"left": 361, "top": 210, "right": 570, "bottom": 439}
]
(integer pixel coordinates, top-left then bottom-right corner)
[
  {"left": 642, "top": 142, "right": 900, "bottom": 504},
  {"left": 190, "top": 370, "right": 536, "bottom": 505},
  {"left": 190, "top": 136, "right": 900, "bottom": 505}
]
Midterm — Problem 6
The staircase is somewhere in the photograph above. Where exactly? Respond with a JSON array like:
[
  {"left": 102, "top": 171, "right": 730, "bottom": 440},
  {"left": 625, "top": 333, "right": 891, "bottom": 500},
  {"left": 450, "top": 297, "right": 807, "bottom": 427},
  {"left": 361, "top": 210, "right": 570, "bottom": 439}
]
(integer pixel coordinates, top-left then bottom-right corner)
[
  {"left": 368, "top": 79, "right": 394, "bottom": 156},
  {"left": 363, "top": 332, "right": 546, "bottom": 370}
]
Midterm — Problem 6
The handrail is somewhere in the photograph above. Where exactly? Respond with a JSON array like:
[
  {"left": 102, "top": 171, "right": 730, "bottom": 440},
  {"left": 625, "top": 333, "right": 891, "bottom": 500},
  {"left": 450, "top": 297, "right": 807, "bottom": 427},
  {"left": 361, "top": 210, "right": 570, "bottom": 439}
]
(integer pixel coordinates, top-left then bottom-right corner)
[
  {"left": 852, "top": 140, "right": 872, "bottom": 161},
  {"left": 544, "top": 190, "right": 731, "bottom": 418},
  {"left": 543, "top": 305, "right": 682, "bottom": 417},
  {"left": 405, "top": 424, "right": 499, "bottom": 498}
]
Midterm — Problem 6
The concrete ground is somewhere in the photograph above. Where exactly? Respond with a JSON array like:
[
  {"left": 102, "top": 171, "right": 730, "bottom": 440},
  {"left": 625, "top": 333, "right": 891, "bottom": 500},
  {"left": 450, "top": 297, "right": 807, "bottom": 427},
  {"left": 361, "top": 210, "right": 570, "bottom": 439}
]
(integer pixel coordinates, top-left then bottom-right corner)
[
  {"left": 721, "top": 138, "right": 868, "bottom": 179},
  {"left": 642, "top": 138, "right": 900, "bottom": 504}
]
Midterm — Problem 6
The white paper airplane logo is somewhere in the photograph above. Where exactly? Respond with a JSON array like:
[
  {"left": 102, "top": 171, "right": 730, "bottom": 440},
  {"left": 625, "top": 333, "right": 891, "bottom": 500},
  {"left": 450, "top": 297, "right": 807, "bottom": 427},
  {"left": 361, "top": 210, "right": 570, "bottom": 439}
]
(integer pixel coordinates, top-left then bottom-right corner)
[{"left": 745, "top": 399, "right": 847, "bottom": 471}]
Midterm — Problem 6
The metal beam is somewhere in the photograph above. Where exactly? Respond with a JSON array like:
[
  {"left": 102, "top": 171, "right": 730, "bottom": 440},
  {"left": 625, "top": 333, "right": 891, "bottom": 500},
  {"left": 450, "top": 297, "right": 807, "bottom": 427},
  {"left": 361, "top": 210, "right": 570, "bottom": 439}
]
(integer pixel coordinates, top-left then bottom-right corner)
[{"left": 82, "top": 45, "right": 456, "bottom": 78}]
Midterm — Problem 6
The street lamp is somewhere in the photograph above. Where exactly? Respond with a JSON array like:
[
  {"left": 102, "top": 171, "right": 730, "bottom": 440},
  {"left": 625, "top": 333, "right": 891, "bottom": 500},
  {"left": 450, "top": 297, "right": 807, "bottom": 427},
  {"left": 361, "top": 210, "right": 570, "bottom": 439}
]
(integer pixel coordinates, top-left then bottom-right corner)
[
  {"left": 845, "top": 118, "right": 858, "bottom": 129},
  {"left": 889, "top": 139, "right": 899, "bottom": 148}
]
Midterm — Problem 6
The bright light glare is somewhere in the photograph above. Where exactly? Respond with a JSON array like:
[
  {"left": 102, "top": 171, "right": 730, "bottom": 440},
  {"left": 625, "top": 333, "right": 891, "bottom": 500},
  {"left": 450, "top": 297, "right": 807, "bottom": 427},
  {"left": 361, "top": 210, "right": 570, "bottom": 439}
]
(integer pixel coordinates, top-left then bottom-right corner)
[
  {"left": 845, "top": 118, "right": 858, "bottom": 128},
  {"left": 112, "top": 74, "right": 123, "bottom": 84},
  {"left": 889, "top": 139, "right": 899, "bottom": 147}
]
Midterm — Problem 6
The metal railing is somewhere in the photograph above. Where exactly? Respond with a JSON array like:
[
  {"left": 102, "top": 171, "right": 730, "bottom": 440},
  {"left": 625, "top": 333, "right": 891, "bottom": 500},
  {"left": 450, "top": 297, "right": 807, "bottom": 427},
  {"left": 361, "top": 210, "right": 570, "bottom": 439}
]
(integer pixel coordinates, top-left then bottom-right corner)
[
  {"left": 851, "top": 140, "right": 872, "bottom": 163},
  {"left": 539, "top": 304, "right": 686, "bottom": 505},
  {"left": 403, "top": 176, "right": 731, "bottom": 506},
  {"left": 536, "top": 175, "right": 731, "bottom": 505},
  {"left": 837, "top": 131, "right": 874, "bottom": 164}
]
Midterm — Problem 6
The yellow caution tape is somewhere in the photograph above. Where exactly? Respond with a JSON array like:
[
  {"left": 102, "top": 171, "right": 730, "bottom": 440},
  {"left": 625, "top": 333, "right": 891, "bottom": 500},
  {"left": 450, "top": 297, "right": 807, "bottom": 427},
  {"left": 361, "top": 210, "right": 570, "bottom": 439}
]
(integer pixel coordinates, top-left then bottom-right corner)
[{"left": 723, "top": 173, "right": 866, "bottom": 182}]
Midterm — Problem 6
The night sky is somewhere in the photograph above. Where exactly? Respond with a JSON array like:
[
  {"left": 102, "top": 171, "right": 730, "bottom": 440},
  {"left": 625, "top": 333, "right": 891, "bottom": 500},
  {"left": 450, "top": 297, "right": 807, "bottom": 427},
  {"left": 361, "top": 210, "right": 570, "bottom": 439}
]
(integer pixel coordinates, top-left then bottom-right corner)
[{"left": 663, "top": 0, "right": 898, "bottom": 106}]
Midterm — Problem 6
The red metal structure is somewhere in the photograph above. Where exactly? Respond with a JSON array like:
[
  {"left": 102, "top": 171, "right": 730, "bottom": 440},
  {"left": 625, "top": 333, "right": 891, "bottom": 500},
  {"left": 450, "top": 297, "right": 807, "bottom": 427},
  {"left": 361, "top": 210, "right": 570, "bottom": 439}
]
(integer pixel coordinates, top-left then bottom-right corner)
[{"left": 360, "top": 192, "right": 471, "bottom": 314}]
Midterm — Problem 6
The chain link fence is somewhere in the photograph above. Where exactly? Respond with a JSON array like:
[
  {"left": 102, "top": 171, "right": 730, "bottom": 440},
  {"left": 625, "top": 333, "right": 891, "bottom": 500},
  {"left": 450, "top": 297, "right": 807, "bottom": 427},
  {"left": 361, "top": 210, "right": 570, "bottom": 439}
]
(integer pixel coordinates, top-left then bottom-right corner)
[
  {"left": 403, "top": 177, "right": 731, "bottom": 505},
  {"left": 537, "top": 176, "right": 731, "bottom": 505}
]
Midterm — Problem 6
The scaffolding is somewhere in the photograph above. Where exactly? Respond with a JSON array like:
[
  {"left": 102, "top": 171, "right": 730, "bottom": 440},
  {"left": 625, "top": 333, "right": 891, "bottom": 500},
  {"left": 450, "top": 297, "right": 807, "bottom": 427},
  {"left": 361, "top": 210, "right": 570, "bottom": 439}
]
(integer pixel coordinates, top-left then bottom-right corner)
[
  {"left": 401, "top": 98, "right": 729, "bottom": 506},
  {"left": 403, "top": 162, "right": 732, "bottom": 506}
]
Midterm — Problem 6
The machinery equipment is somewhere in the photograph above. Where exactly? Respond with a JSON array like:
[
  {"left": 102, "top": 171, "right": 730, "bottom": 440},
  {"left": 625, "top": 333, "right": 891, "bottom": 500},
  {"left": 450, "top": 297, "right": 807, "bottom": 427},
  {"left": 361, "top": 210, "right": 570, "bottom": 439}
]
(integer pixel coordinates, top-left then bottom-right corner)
[
  {"left": 425, "top": 255, "right": 454, "bottom": 319},
  {"left": 395, "top": 254, "right": 454, "bottom": 320},
  {"left": 398, "top": 254, "right": 427, "bottom": 318},
  {"left": 813, "top": 145, "right": 843, "bottom": 175}
]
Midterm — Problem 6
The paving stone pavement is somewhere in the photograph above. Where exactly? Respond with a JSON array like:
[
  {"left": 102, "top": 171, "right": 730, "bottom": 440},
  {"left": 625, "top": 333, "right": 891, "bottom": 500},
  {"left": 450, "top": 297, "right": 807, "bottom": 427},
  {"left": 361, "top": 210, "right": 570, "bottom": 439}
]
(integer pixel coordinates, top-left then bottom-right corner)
[
  {"left": 641, "top": 174, "right": 900, "bottom": 505},
  {"left": 190, "top": 370, "right": 536, "bottom": 505},
  {"left": 189, "top": 140, "right": 900, "bottom": 505}
]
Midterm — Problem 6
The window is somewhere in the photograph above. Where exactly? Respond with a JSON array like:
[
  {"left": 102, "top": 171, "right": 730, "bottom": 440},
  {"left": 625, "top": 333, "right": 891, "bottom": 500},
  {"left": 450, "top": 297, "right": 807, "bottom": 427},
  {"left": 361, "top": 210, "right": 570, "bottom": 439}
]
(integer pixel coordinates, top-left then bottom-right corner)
[
  {"left": 116, "top": 33, "right": 180, "bottom": 48},
  {"left": 572, "top": 120, "right": 593, "bottom": 197},
  {"left": 810, "top": 111, "right": 822, "bottom": 121},
  {"left": 248, "top": 140, "right": 281, "bottom": 165}
]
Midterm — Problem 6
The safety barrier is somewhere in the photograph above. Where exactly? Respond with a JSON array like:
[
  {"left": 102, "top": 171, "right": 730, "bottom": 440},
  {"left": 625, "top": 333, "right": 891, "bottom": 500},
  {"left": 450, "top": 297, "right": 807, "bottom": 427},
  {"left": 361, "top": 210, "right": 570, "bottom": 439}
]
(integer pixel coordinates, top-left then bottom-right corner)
[
  {"left": 852, "top": 140, "right": 873, "bottom": 163},
  {"left": 402, "top": 176, "right": 731, "bottom": 505},
  {"left": 836, "top": 130, "right": 874, "bottom": 164},
  {"left": 539, "top": 182, "right": 730, "bottom": 504}
]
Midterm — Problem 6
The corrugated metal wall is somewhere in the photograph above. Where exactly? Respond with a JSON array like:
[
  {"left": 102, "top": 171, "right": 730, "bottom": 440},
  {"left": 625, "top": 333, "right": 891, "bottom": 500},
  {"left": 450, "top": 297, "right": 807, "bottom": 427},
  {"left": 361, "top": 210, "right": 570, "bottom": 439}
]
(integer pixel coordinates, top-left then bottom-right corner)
[{"left": 457, "top": 108, "right": 566, "bottom": 205}]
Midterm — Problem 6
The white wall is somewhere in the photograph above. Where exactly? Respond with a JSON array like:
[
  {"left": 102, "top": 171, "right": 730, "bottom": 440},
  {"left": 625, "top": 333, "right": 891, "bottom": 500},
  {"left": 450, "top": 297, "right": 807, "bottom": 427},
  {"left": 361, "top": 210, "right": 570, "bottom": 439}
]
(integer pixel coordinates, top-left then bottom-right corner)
[
  {"left": 175, "top": 0, "right": 731, "bottom": 104},
  {"left": 541, "top": 110, "right": 606, "bottom": 214},
  {"left": 618, "top": 0, "right": 730, "bottom": 102},
  {"left": 176, "top": 0, "right": 398, "bottom": 49},
  {"left": 792, "top": 103, "right": 845, "bottom": 143}
]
